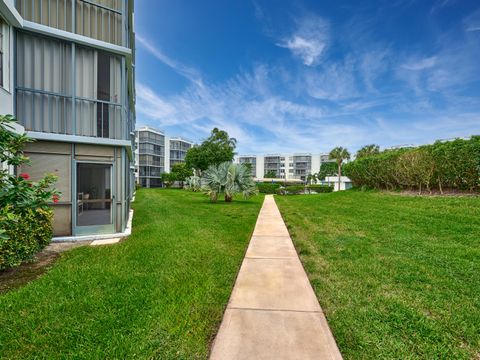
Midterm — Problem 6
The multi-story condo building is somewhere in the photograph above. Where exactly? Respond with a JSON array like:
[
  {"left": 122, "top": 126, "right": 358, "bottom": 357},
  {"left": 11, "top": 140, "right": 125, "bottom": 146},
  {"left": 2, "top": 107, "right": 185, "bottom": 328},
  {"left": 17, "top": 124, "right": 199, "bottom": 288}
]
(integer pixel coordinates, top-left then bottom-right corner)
[
  {"left": 135, "top": 126, "right": 193, "bottom": 188},
  {"left": 0, "top": 0, "right": 136, "bottom": 238},
  {"left": 169, "top": 136, "right": 192, "bottom": 168},
  {"left": 135, "top": 127, "right": 165, "bottom": 188},
  {"left": 236, "top": 153, "right": 329, "bottom": 181}
]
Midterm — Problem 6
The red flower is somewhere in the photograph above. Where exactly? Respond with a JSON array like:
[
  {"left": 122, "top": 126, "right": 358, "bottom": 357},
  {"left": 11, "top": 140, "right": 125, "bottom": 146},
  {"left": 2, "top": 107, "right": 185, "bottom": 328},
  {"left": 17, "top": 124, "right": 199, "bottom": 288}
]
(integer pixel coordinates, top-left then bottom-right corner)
[
  {"left": 19, "top": 173, "right": 30, "bottom": 180},
  {"left": 52, "top": 194, "right": 59, "bottom": 203}
]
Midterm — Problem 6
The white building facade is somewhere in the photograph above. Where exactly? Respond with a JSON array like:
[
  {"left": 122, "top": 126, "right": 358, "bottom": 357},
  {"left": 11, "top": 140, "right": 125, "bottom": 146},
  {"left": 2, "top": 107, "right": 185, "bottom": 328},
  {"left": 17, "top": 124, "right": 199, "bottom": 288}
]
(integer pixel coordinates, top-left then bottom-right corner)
[
  {"left": 236, "top": 153, "right": 331, "bottom": 181},
  {"left": 135, "top": 126, "right": 193, "bottom": 188},
  {"left": 0, "top": 0, "right": 136, "bottom": 238}
]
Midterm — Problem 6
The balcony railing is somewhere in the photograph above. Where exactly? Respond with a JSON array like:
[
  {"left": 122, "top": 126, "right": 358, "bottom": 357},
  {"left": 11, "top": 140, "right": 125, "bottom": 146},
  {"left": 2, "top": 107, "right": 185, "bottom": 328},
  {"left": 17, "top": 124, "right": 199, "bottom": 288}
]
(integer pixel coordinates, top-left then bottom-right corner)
[{"left": 17, "top": 87, "right": 123, "bottom": 139}]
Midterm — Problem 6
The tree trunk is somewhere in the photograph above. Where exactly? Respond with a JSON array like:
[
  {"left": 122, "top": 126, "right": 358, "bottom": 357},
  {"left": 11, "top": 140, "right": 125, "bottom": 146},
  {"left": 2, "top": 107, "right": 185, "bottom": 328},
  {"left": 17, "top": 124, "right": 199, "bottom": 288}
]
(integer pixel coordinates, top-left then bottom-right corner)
[
  {"left": 225, "top": 194, "right": 233, "bottom": 202},
  {"left": 338, "top": 161, "right": 342, "bottom": 191},
  {"left": 438, "top": 177, "right": 443, "bottom": 195}
]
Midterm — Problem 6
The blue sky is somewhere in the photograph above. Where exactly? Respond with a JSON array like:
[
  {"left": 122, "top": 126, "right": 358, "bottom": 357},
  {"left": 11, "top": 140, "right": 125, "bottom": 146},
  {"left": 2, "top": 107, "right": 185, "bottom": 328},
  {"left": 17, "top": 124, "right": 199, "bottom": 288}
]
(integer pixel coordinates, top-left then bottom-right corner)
[{"left": 135, "top": 0, "right": 480, "bottom": 154}]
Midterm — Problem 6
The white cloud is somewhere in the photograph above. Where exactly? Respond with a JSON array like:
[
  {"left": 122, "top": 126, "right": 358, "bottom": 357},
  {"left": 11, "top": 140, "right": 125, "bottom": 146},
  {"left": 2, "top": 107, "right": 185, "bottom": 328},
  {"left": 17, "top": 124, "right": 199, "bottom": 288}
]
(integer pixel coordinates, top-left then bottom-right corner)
[
  {"left": 401, "top": 56, "right": 437, "bottom": 71},
  {"left": 277, "top": 15, "right": 329, "bottom": 66},
  {"left": 136, "top": 34, "right": 204, "bottom": 88}
]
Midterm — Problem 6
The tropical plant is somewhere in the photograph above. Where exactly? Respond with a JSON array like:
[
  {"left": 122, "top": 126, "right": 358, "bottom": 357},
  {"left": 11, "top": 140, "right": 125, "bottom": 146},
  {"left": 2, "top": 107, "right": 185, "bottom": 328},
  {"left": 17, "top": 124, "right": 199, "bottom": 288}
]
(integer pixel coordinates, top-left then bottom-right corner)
[
  {"left": 201, "top": 162, "right": 257, "bottom": 202},
  {"left": 329, "top": 147, "right": 351, "bottom": 190},
  {"left": 356, "top": 144, "right": 380, "bottom": 159},
  {"left": 306, "top": 173, "right": 317, "bottom": 185},
  {"left": 184, "top": 175, "right": 202, "bottom": 192},
  {"left": 185, "top": 128, "right": 237, "bottom": 174},
  {"left": 0, "top": 114, "right": 59, "bottom": 270},
  {"left": 316, "top": 161, "right": 337, "bottom": 181}
]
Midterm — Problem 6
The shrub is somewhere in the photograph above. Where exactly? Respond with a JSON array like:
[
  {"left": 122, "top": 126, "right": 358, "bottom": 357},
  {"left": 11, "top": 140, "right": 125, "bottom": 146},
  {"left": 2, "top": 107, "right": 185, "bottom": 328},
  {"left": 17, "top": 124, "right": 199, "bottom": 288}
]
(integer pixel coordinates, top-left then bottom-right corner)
[
  {"left": 0, "top": 207, "right": 53, "bottom": 269},
  {"left": 276, "top": 185, "right": 306, "bottom": 195},
  {"left": 306, "top": 184, "right": 333, "bottom": 193},
  {"left": 256, "top": 182, "right": 280, "bottom": 194},
  {"left": 0, "top": 115, "right": 58, "bottom": 270},
  {"left": 343, "top": 136, "right": 480, "bottom": 193}
]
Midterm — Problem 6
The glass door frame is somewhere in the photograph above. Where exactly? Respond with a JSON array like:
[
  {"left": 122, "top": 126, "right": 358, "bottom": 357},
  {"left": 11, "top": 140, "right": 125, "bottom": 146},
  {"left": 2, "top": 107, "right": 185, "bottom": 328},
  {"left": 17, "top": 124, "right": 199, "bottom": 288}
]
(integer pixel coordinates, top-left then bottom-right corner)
[{"left": 73, "top": 160, "right": 116, "bottom": 236}]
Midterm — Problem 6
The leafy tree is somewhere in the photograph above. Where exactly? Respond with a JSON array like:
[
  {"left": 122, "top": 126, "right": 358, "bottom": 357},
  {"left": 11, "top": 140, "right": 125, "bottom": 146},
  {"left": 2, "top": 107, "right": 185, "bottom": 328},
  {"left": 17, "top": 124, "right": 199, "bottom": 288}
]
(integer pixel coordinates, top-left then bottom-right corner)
[
  {"left": 264, "top": 170, "right": 277, "bottom": 178},
  {"left": 329, "top": 147, "right": 351, "bottom": 190},
  {"left": 356, "top": 144, "right": 380, "bottom": 159},
  {"left": 185, "top": 128, "right": 236, "bottom": 174},
  {"left": 317, "top": 162, "right": 338, "bottom": 181},
  {"left": 170, "top": 163, "right": 193, "bottom": 186},
  {"left": 201, "top": 162, "right": 257, "bottom": 202},
  {"left": 160, "top": 172, "right": 175, "bottom": 187}
]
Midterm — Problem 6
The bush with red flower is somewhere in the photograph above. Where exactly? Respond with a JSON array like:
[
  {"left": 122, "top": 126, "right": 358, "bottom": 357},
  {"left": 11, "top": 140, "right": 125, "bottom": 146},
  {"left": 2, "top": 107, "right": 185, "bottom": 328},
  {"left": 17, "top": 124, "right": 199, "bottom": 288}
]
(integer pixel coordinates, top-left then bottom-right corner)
[{"left": 0, "top": 115, "right": 60, "bottom": 270}]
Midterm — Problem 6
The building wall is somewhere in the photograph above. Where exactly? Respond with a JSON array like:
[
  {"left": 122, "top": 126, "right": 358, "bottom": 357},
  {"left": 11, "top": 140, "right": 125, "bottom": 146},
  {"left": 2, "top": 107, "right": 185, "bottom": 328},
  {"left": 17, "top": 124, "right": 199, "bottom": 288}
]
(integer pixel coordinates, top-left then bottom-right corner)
[
  {"left": 135, "top": 128, "right": 193, "bottom": 188},
  {"left": 237, "top": 153, "right": 330, "bottom": 181},
  {"left": 3, "top": 0, "right": 136, "bottom": 238}
]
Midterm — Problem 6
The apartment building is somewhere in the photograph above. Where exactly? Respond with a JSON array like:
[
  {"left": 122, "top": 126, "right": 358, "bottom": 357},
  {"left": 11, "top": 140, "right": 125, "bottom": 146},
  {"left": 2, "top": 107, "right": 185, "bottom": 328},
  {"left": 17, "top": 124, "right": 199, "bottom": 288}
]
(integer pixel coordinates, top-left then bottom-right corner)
[
  {"left": 0, "top": 0, "right": 136, "bottom": 238},
  {"left": 236, "top": 153, "right": 329, "bottom": 181},
  {"left": 169, "top": 136, "right": 192, "bottom": 168},
  {"left": 135, "top": 126, "right": 193, "bottom": 188}
]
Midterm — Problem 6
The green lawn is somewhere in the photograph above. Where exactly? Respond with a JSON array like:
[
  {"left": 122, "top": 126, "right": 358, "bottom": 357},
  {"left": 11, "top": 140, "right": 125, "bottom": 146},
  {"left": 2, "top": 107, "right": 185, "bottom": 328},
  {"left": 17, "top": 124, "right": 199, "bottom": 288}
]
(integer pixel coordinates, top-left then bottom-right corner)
[
  {"left": 275, "top": 190, "right": 480, "bottom": 359},
  {"left": 0, "top": 189, "right": 263, "bottom": 359}
]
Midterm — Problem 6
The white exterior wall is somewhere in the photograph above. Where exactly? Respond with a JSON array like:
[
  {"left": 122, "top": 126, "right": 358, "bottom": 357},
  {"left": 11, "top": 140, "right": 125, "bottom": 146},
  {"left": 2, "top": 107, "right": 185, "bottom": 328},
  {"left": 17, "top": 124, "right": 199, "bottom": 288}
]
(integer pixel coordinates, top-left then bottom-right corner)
[
  {"left": 256, "top": 156, "right": 264, "bottom": 178},
  {"left": 164, "top": 135, "right": 171, "bottom": 173},
  {"left": 325, "top": 176, "right": 352, "bottom": 191}
]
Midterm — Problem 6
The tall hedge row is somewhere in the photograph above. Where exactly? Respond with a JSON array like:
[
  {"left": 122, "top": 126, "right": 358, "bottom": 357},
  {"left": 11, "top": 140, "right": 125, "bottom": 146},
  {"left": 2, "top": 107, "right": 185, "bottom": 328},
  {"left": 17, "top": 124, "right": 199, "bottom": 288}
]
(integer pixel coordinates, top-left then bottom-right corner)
[{"left": 343, "top": 136, "right": 480, "bottom": 193}]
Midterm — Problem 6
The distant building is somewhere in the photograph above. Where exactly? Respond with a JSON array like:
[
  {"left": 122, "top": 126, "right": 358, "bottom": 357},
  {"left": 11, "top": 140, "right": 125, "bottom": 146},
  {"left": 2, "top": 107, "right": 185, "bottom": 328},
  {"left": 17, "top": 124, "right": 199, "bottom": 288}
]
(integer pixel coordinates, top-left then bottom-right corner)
[
  {"left": 135, "top": 127, "right": 193, "bottom": 188},
  {"left": 236, "top": 153, "right": 331, "bottom": 181}
]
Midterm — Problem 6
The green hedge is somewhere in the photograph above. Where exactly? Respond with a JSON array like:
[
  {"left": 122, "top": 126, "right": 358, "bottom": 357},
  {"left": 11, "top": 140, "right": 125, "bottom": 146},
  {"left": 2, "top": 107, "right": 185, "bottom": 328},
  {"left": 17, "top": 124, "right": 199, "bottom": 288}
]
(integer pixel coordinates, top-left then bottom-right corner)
[
  {"left": 276, "top": 185, "right": 305, "bottom": 195},
  {"left": 343, "top": 136, "right": 480, "bottom": 192},
  {"left": 0, "top": 207, "right": 53, "bottom": 270},
  {"left": 256, "top": 182, "right": 281, "bottom": 194},
  {"left": 306, "top": 184, "right": 334, "bottom": 193}
]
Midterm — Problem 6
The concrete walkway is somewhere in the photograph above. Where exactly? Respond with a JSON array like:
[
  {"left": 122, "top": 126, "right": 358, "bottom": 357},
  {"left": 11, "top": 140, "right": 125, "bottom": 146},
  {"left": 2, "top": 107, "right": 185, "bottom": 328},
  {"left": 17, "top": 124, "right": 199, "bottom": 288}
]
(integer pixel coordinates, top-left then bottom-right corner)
[{"left": 210, "top": 195, "right": 342, "bottom": 360}]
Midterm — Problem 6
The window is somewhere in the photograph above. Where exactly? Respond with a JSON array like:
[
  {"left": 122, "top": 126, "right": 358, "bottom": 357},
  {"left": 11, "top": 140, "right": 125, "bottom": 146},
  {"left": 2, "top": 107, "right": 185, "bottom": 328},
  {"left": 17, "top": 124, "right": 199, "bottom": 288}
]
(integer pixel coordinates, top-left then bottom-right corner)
[
  {"left": 16, "top": 32, "right": 124, "bottom": 139},
  {"left": 0, "top": 19, "right": 3, "bottom": 88},
  {"left": 0, "top": 18, "right": 11, "bottom": 91}
]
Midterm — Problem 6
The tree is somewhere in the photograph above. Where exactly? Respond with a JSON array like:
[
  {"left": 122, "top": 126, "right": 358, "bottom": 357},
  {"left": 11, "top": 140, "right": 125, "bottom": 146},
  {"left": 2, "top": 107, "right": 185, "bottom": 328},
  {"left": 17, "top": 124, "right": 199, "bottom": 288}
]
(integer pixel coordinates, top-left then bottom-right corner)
[
  {"left": 201, "top": 162, "right": 257, "bottom": 202},
  {"left": 329, "top": 147, "right": 351, "bottom": 190},
  {"left": 317, "top": 162, "right": 337, "bottom": 181},
  {"left": 160, "top": 172, "right": 175, "bottom": 187},
  {"left": 264, "top": 170, "right": 277, "bottom": 178},
  {"left": 356, "top": 144, "right": 380, "bottom": 159},
  {"left": 170, "top": 163, "right": 193, "bottom": 186},
  {"left": 185, "top": 128, "right": 236, "bottom": 174},
  {"left": 306, "top": 173, "right": 317, "bottom": 185}
]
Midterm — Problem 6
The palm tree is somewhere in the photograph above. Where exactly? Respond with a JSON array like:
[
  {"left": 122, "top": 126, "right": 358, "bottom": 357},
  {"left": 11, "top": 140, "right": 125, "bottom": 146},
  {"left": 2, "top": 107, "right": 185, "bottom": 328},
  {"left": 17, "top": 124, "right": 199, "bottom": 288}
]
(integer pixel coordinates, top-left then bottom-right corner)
[
  {"left": 202, "top": 162, "right": 258, "bottom": 202},
  {"left": 329, "top": 147, "right": 351, "bottom": 191},
  {"left": 356, "top": 144, "right": 380, "bottom": 159}
]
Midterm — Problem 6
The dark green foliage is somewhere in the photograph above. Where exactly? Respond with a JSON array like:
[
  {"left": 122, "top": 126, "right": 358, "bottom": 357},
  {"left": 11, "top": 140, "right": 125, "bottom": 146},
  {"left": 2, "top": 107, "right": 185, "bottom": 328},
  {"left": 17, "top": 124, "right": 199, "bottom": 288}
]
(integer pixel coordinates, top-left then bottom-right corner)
[
  {"left": 356, "top": 144, "right": 380, "bottom": 159},
  {"left": 0, "top": 208, "right": 52, "bottom": 270},
  {"left": 185, "top": 128, "right": 236, "bottom": 173},
  {"left": 264, "top": 170, "right": 277, "bottom": 178},
  {"left": 0, "top": 115, "right": 58, "bottom": 270},
  {"left": 306, "top": 184, "right": 333, "bottom": 193},
  {"left": 344, "top": 137, "right": 480, "bottom": 192},
  {"left": 256, "top": 182, "right": 280, "bottom": 194},
  {"left": 170, "top": 162, "right": 193, "bottom": 183},
  {"left": 276, "top": 185, "right": 306, "bottom": 195},
  {"left": 317, "top": 162, "right": 338, "bottom": 180}
]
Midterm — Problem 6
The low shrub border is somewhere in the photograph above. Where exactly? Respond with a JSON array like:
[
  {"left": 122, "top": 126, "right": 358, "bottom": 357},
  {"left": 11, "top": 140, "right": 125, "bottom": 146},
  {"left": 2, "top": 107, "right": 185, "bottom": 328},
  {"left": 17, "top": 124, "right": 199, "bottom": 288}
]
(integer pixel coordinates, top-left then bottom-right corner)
[
  {"left": 256, "top": 182, "right": 281, "bottom": 194},
  {"left": 306, "top": 184, "right": 333, "bottom": 193}
]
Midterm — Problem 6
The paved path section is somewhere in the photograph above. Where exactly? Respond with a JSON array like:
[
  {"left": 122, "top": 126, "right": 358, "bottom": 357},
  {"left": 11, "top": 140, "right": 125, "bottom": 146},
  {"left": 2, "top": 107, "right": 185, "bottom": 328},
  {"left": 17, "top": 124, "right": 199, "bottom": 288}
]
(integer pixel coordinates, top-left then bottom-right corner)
[{"left": 210, "top": 195, "right": 342, "bottom": 360}]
